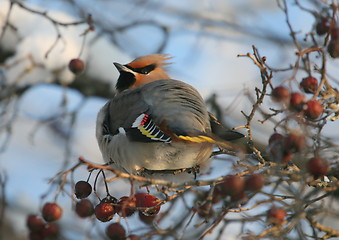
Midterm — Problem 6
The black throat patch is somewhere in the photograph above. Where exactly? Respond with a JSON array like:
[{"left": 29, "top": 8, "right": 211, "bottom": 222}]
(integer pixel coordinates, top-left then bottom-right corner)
[{"left": 116, "top": 71, "right": 136, "bottom": 92}]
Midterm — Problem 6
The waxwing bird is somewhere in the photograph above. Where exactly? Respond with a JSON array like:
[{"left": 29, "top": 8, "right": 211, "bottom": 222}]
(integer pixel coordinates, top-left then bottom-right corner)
[{"left": 96, "top": 54, "right": 241, "bottom": 180}]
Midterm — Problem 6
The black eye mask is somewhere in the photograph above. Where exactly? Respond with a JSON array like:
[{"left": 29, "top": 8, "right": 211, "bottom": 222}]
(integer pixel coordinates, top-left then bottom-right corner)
[{"left": 126, "top": 64, "right": 156, "bottom": 75}]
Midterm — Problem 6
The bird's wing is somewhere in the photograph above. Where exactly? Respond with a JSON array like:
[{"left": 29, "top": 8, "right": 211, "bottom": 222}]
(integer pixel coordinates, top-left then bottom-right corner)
[
  {"left": 103, "top": 89, "right": 162, "bottom": 143},
  {"left": 141, "top": 80, "right": 211, "bottom": 135},
  {"left": 125, "top": 112, "right": 172, "bottom": 143},
  {"left": 103, "top": 79, "right": 217, "bottom": 144}
]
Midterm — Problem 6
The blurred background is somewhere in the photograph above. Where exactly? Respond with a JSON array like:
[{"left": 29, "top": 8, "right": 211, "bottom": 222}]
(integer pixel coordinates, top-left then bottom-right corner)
[{"left": 0, "top": 0, "right": 338, "bottom": 239}]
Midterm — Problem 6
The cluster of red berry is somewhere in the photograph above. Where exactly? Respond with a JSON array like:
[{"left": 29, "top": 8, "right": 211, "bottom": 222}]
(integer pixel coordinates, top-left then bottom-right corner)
[
  {"left": 26, "top": 179, "right": 162, "bottom": 240},
  {"left": 194, "top": 174, "right": 265, "bottom": 218},
  {"left": 271, "top": 77, "right": 323, "bottom": 120},
  {"left": 269, "top": 75, "right": 329, "bottom": 177},
  {"left": 193, "top": 174, "right": 289, "bottom": 225},
  {"left": 74, "top": 180, "right": 161, "bottom": 240},
  {"left": 26, "top": 203, "right": 62, "bottom": 240}
]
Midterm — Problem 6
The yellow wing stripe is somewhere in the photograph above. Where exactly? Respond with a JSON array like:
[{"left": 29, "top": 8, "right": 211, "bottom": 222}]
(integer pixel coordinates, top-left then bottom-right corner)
[
  {"left": 178, "top": 135, "right": 217, "bottom": 143},
  {"left": 138, "top": 126, "right": 157, "bottom": 138}
]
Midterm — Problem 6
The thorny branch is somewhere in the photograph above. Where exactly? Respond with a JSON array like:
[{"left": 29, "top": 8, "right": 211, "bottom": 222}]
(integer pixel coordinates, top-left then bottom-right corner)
[
  {"left": 237, "top": 45, "right": 272, "bottom": 164},
  {"left": 2, "top": 1, "right": 89, "bottom": 58}
]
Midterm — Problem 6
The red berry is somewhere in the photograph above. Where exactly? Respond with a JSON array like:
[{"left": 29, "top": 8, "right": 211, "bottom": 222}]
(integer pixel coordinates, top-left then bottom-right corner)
[
  {"left": 76, "top": 199, "right": 94, "bottom": 218},
  {"left": 245, "top": 174, "right": 264, "bottom": 192},
  {"left": 268, "top": 133, "right": 284, "bottom": 145},
  {"left": 74, "top": 181, "right": 92, "bottom": 199},
  {"left": 215, "top": 175, "right": 245, "bottom": 198},
  {"left": 135, "top": 193, "right": 161, "bottom": 216},
  {"left": 268, "top": 133, "right": 293, "bottom": 163},
  {"left": 267, "top": 207, "right": 286, "bottom": 225},
  {"left": 106, "top": 222, "right": 126, "bottom": 240},
  {"left": 316, "top": 17, "right": 331, "bottom": 36},
  {"left": 138, "top": 211, "right": 156, "bottom": 225},
  {"left": 271, "top": 86, "right": 290, "bottom": 102},
  {"left": 304, "top": 100, "right": 323, "bottom": 120},
  {"left": 282, "top": 152, "right": 294, "bottom": 164},
  {"left": 300, "top": 77, "right": 318, "bottom": 94},
  {"left": 95, "top": 202, "right": 115, "bottom": 222},
  {"left": 116, "top": 196, "right": 136, "bottom": 217},
  {"left": 69, "top": 58, "right": 85, "bottom": 74},
  {"left": 327, "top": 39, "right": 339, "bottom": 58},
  {"left": 268, "top": 143, "right": 283, "bottom": 162},
  {"left": 42, "top": 222, "right": 59, "bottom": 238},
  {"left": 283, "top": 134, "right": 305, "bottom": 154},
  {"left": 307, "top": 157, "right": 329, "bottom": 177},
  {"left": 289, "top": 92, "right": 305, "bottom": 112},
  {"left": 230, "top": 191, "right": 247, "bottom": 202},
  {"left": 42, "top": 203, "right": 62, "bottom": 222},
  {"left": 26, "top": 214, "right": 45, "bottom": 232}
]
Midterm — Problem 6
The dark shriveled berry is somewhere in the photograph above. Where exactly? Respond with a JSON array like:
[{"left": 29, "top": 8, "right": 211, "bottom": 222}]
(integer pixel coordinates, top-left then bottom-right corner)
[
  {"left": 307, "top": 157, "right": 329, "bottom": 178},
  {"left": 327, "top": 39, "right": 339, "bottom": 58},
  {"left": 74, "top": 181, "right": 92, "bottom": 199},
  {"left": 106, "top": 222, "right": 126, "bottom": 240},
  {"left": 76, "top": 199, "right": 94, "bottom": 218},
  {"left": 268, "top": 133, "right": 284, "bottom": 145},
  {"left": 42, "top": 222, "right": 59, "bottom": 238},
  {"left": 331, "top": 27, "right": 339, "bottom": 40},
  {"left": 328, "top": 28, "right": 339, "bottom": 58},
  {"left": 29, "top": 231, "right": 44, "bottom": 240},
  {"left": 315, "top": 17, "right": 331, "bottom": 36},
  {"left": 26, "top": 214, "right": 45, "bottom": 232},
  {"left": 268, "top": 133, "right": 294, "bottom": 164},
  {"left": 283, "top": 134, "right": 305, "bottom": 154}
]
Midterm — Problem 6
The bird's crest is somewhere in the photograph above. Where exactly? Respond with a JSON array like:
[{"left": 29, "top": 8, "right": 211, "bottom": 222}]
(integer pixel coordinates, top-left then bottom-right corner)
[{"left": 127, "top": 54, "right": 172, "bottom": 69}]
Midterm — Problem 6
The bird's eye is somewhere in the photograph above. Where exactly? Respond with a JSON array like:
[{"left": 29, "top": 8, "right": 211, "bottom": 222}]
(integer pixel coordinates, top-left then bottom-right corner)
[{"left": 136, "top": 64, "right": 156, "bottom": 75}]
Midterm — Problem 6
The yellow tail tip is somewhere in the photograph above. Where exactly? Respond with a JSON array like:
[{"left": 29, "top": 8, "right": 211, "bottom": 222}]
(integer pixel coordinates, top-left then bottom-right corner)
[
  {"left": 178, "top": 135, "right": 217, "bottom": 144},
  {"left": 178, "top": 135, "right": 234, "bottom": 150}
]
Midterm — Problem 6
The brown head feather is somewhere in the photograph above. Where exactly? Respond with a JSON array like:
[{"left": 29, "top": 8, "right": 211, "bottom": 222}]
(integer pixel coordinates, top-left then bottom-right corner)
[
  {"left": 115, "top": 54, "right": 173, "bottom": 92},
  {"left": 127, "top": 54, "right": 172, "bottom": 69}
]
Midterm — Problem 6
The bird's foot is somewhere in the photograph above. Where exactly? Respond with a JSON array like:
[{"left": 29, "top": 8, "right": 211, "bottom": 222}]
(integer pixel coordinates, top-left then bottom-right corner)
[{"left": 136, "top": 165, "right": 200, "bottom": 179}]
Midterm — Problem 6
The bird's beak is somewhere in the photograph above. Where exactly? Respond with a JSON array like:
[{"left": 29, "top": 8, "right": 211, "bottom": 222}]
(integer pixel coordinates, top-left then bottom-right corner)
[{"left": 113, "top": 62, "right": 134, "bottom": 73}]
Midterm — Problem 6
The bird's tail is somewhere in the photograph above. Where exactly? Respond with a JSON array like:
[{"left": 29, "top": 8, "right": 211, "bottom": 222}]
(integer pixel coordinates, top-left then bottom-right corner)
[{"left": 177, "top": 134, "right": 235, "bottom": 150}]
